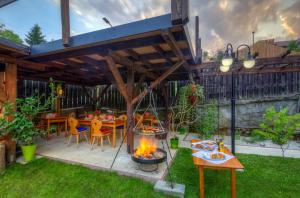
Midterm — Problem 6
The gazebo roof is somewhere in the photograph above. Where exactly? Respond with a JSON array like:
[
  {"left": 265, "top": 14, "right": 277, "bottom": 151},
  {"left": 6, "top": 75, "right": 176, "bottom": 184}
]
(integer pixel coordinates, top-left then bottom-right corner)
[{"left": 12, "top": 13, "right": 196, "bottom": 86}]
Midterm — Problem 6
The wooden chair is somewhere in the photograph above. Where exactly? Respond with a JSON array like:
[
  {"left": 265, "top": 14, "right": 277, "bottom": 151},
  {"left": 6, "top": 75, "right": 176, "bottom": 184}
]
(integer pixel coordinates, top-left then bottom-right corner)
[
  {"left": 117, "top": 114, "right": 127, "bottom": 140},
  {"left": 134, "top": 113, "right": 144, "bottom": 129},
  {"left": 67, "top": 117, "right": 89, "bottom": 146},
  {"left": 90, "top": 119, "right": 112, "bottom": 150}
]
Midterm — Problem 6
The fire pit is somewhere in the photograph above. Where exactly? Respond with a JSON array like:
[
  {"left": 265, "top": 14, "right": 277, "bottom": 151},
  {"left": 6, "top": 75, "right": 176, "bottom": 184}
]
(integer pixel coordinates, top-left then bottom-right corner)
[{"left": 132, "top": 137, "right": 167, "bottom": 172}]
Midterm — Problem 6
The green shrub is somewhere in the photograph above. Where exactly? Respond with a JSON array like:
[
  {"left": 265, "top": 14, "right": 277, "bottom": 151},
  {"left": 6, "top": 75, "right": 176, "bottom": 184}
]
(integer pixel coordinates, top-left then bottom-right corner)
[{"left": 253, "top": 106, "right": 300, "bottom": 157}]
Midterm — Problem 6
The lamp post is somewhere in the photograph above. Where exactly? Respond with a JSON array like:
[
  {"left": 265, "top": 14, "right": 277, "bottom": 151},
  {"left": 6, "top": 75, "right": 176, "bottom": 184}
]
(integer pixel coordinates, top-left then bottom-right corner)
[{"left": 220, "top": 43, "right": 255, "bottom": 154}]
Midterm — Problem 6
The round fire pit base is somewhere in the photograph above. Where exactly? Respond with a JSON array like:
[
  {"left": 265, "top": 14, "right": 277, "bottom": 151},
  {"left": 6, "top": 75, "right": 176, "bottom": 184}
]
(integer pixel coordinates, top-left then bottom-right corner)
[{"left": 138, "top": 164, "right": 158, "bottom": 172}]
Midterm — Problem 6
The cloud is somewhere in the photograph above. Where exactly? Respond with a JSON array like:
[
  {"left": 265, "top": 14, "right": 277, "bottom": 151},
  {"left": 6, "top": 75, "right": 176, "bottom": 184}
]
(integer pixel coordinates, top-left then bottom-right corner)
[
  {"left": 67, "top": 0, "right": 170, "bottom": 32},
  {"left": 279, "top": 0, "right": 300, "bottom": 38},
  {"left": 189, "top": 0, "right": 282, "bottom": 54},
  {"left": 51, "top": 0, "right": 299, "bottom": 54}
]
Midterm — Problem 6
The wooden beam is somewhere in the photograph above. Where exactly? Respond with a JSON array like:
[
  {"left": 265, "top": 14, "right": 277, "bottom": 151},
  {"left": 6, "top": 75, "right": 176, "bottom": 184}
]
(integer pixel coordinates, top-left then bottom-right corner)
[
  {"left": 60, "top": 0, "right": 70, "bottom": 47},
  {"left": 124, "top": 49, "right": 152, "bottom": 68},
  {"left": 153, "top": 45, "right": 173, "bottom": 65},
  {"left": 171, "top": 0, "right": 189, "bottom": 25},
  {"left": 162, "top": 29, "right": 185, "bottom": 60},
  {"left": 0, "top": 54, "right": 45, "bottom": 71},
  {"left": 109, "top": 51, "right": 157, "bottom": 79},
  {"left": 105, "top": 56, "right": 129, "bottom": 103},
  {"left": 131, "top": 60, "right": 184, "bottom": 105},
  {"left": 161, "top": 29, "right": 191, "bottom": 73}
]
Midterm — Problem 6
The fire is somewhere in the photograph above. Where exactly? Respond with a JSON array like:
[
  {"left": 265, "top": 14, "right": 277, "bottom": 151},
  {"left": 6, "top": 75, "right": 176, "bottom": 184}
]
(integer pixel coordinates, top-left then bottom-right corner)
[{"left": 135, "top": 137, "right": 157, "bottom": 157}]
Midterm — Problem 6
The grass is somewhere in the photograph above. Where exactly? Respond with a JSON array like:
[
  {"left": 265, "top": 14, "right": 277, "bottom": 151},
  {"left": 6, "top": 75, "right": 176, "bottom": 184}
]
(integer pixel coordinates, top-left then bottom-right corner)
[
  {"left": 0, "top": 158, "right": 167, "bottom": 198},
  {"left": 169, "top": 148, "right": 300, "bottom": 198},
  {"left": 1, "top": 149, "right": 300, "bottom": 198}
]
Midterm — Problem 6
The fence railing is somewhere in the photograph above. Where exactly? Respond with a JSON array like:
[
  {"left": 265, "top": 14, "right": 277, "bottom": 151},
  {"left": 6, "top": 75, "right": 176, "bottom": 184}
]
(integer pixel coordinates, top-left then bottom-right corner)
[{"left": 17, "top": 71, "right": 300, "bottom": 110}]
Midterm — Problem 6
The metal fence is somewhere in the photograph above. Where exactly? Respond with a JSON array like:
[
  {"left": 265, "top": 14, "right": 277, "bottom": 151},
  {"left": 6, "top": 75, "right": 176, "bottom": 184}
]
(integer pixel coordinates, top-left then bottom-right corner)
[{"left": 17, "top": 71, "right": 300, "bottom": 110}]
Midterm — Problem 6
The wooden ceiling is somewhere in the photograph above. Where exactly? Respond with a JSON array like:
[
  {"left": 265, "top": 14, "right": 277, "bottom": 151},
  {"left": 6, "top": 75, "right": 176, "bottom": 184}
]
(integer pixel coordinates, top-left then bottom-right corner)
[{"left": 17, "top": 17, "right": 196, "bottom": 86}]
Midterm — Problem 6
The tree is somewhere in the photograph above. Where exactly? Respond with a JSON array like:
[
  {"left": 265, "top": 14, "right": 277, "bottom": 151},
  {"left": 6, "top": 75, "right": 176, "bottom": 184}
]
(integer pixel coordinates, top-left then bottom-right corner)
[
  {"left": 288, "top": 40, "right": 300, "bottom": 52},
  {"left": 202, "top": 51, "right": 209, "bottom": 61},
  {"left": 25, "top": 24, "right": 46, "bottom": 45},
  {"left": 253, "top": 107, "right": 300, "bottom": 157},
  {"left": 0, "top": 24, "right": 23, "bottom": 44}
]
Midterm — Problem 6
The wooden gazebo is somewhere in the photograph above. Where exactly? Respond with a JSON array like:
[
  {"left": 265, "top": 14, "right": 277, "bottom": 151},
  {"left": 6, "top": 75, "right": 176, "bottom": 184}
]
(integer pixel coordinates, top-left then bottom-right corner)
[
  {"left": 0, "top": 0, "right": 201, "bottom": 153},
  {"left": 1, "top": 0, "right": 300, "bottom": 153}
]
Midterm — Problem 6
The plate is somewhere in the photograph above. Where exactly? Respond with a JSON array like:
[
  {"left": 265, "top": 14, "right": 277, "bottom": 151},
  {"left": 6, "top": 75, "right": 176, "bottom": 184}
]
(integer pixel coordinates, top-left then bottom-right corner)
[{"left": 202, "top": 152, "right": 226, "bottom": 161}]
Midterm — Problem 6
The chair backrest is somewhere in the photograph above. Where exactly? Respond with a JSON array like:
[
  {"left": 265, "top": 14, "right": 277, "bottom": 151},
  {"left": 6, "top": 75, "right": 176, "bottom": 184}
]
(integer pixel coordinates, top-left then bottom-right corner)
[
  {"left": 134, "top": 113, "right": 144, "bottom": 128},
  {"left": 118, "top": 114, "right": 127, "bottom": 121},
  {"left": 68, "top": 117, "right": 79, "bottom": 135},
  {"left": 91, "top": 119, "right": 102, "bottom": 135}
]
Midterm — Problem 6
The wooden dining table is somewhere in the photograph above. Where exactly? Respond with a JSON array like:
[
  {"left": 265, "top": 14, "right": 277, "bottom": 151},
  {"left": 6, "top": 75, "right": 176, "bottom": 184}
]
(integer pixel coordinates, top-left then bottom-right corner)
[
  {"left": 78, "top": 118, "right": 126, "bottom": 147},
  {"left": 192, "top": 139, "right": 244, "bottom": 198},
  {"left": 43, "top": 116, "right": 68, "bottom": 138}
]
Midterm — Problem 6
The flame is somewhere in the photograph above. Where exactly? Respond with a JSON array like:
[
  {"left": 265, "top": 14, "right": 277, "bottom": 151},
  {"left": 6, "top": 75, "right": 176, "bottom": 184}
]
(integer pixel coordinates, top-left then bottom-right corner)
[{"left": 135, "top": 137, "right": 157, "bottom": 157}]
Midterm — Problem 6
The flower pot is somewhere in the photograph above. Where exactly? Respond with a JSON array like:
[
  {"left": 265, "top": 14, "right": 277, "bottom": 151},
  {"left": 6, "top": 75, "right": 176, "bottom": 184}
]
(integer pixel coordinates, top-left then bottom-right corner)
[
  {"left": 21, "top": 144, "right": 37, "bottom": 162},
  {"left": 170, "top": 138, "right": 179, "bottom": 149}
]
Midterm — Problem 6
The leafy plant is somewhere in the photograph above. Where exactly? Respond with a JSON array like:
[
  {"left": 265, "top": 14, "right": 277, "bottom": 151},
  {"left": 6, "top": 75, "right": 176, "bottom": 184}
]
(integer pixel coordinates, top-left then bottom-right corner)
[
  {"left": 253, "top": 107, "right": 300, "bottom": 157},
  {"left": 0, "top": 79, "right": 56, "bottom": 145},
  {"left": 287, "top": 40, "right": 300, "bottom": 52},
  {"left": 170, "top": 84, "right": 204, "bottom": 132},
  {"left": 0, "top": 24, "right": 23, "bottom": 44},
  {"left": 193, "top": 102, "right": 218, "bottom": 139}
]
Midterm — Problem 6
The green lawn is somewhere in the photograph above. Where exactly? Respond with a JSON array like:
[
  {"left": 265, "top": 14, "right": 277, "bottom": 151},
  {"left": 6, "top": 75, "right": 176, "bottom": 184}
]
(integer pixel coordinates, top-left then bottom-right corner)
[
  {"left": 0, "top": 149, "right": 300, "bottom": 198},
  {"left": 169, "top": 148, "right": 300, "bottom": 198},
  {"left": 0, "top": 158, "right": 167, "bottom": 198}
]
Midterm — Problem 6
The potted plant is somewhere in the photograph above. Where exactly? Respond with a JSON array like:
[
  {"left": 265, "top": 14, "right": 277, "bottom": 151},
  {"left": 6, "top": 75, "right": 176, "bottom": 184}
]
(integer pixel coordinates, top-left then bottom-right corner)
[{"left": 170, "top": 136, "right": 179, "bottom": 149}]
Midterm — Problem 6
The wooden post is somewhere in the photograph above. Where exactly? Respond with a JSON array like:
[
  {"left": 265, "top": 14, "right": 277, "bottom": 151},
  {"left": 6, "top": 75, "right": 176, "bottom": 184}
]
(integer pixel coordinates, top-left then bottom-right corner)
[
  {"left": 2, "top": 63, "right": 16, "bottom": 163},
  {"left": 195, "top": 16, "right": 202, "bottom": 64},
  {"left": 126, "top": 65, "right": 134, "bottom": 154},
  {"left": 5, "top": 63, "right": 17, "bottom": 107},
  {"left": 56, "top": 97, "right": 61, "bottom": 115},
  {"left": 60, "top": 0, "right": 70, "bottom": 47},
  {"left": 171, "top": 0, "right": 189, "bottom": 25}
]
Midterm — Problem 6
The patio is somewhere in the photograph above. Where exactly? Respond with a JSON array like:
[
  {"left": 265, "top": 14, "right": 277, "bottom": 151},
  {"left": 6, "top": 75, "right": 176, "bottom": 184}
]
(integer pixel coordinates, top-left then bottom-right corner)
[{"left": 36, "top": 132, "right": 177, "bottom": 182}]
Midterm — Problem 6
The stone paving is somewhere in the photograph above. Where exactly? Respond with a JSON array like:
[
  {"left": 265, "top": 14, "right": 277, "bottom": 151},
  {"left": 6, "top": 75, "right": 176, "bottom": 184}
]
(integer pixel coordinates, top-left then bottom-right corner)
[
  {"left": 37, "top": 133, "right": 177, "bottom": 182},
  {"left": 36, "top": 131, "right": 300, "bottom": 183},
  {"left": 180, "top": 133, "right": 300, "bottom": 158}
]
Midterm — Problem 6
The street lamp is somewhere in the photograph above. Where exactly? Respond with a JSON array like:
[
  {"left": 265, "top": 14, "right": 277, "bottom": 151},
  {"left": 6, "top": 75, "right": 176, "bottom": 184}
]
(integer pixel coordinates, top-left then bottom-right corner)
[{"left": 220, "top": 43, "right": 255, "bottom": 154}]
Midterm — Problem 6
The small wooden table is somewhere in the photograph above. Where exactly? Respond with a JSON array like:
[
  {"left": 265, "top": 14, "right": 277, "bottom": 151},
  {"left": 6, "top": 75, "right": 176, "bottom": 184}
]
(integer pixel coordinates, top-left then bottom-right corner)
[
  {"left": 78, "top": 119, "right": 126, "bottom": 147},
  {"left": 44, "top": 116, "right": 68, "bottom": 138},
  {"left": 192, "top": 139, "right": 244, "bottom": 198}
]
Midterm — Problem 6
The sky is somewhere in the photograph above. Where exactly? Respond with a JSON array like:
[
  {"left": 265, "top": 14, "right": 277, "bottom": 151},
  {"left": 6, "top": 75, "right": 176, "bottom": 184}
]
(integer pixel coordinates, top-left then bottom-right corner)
[{"left": 0, "top": 0, "right": 299, "bottom": 55}]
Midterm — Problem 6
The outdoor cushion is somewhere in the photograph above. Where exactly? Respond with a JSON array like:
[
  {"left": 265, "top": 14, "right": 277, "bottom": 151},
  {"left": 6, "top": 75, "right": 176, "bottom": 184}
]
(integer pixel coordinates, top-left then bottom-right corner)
[
  {"left": 77, "top": 127, "right": 87, "bottom": 132},
  {"left": 99, "top": 129, "right": 111, "bottom": 135}
]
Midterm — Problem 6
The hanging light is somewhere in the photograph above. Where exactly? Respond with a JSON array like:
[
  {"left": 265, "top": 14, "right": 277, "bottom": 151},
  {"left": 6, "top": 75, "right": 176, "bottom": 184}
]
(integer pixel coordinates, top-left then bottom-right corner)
[
  {"left": 220, "top": 65, "right": 230, "bottom": 72},
  {"left": 221, "top": 52, "right": 233, "bottom": 67},
  {"left": 243, "top": 52, "right": 255, "bottom": 69}
]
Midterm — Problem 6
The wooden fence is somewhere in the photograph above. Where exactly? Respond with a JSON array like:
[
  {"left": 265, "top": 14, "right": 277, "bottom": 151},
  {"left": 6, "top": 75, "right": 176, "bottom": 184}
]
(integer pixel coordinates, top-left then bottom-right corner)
[{"left": 17, "top": 71, "right": 300, "bottom": 110}]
